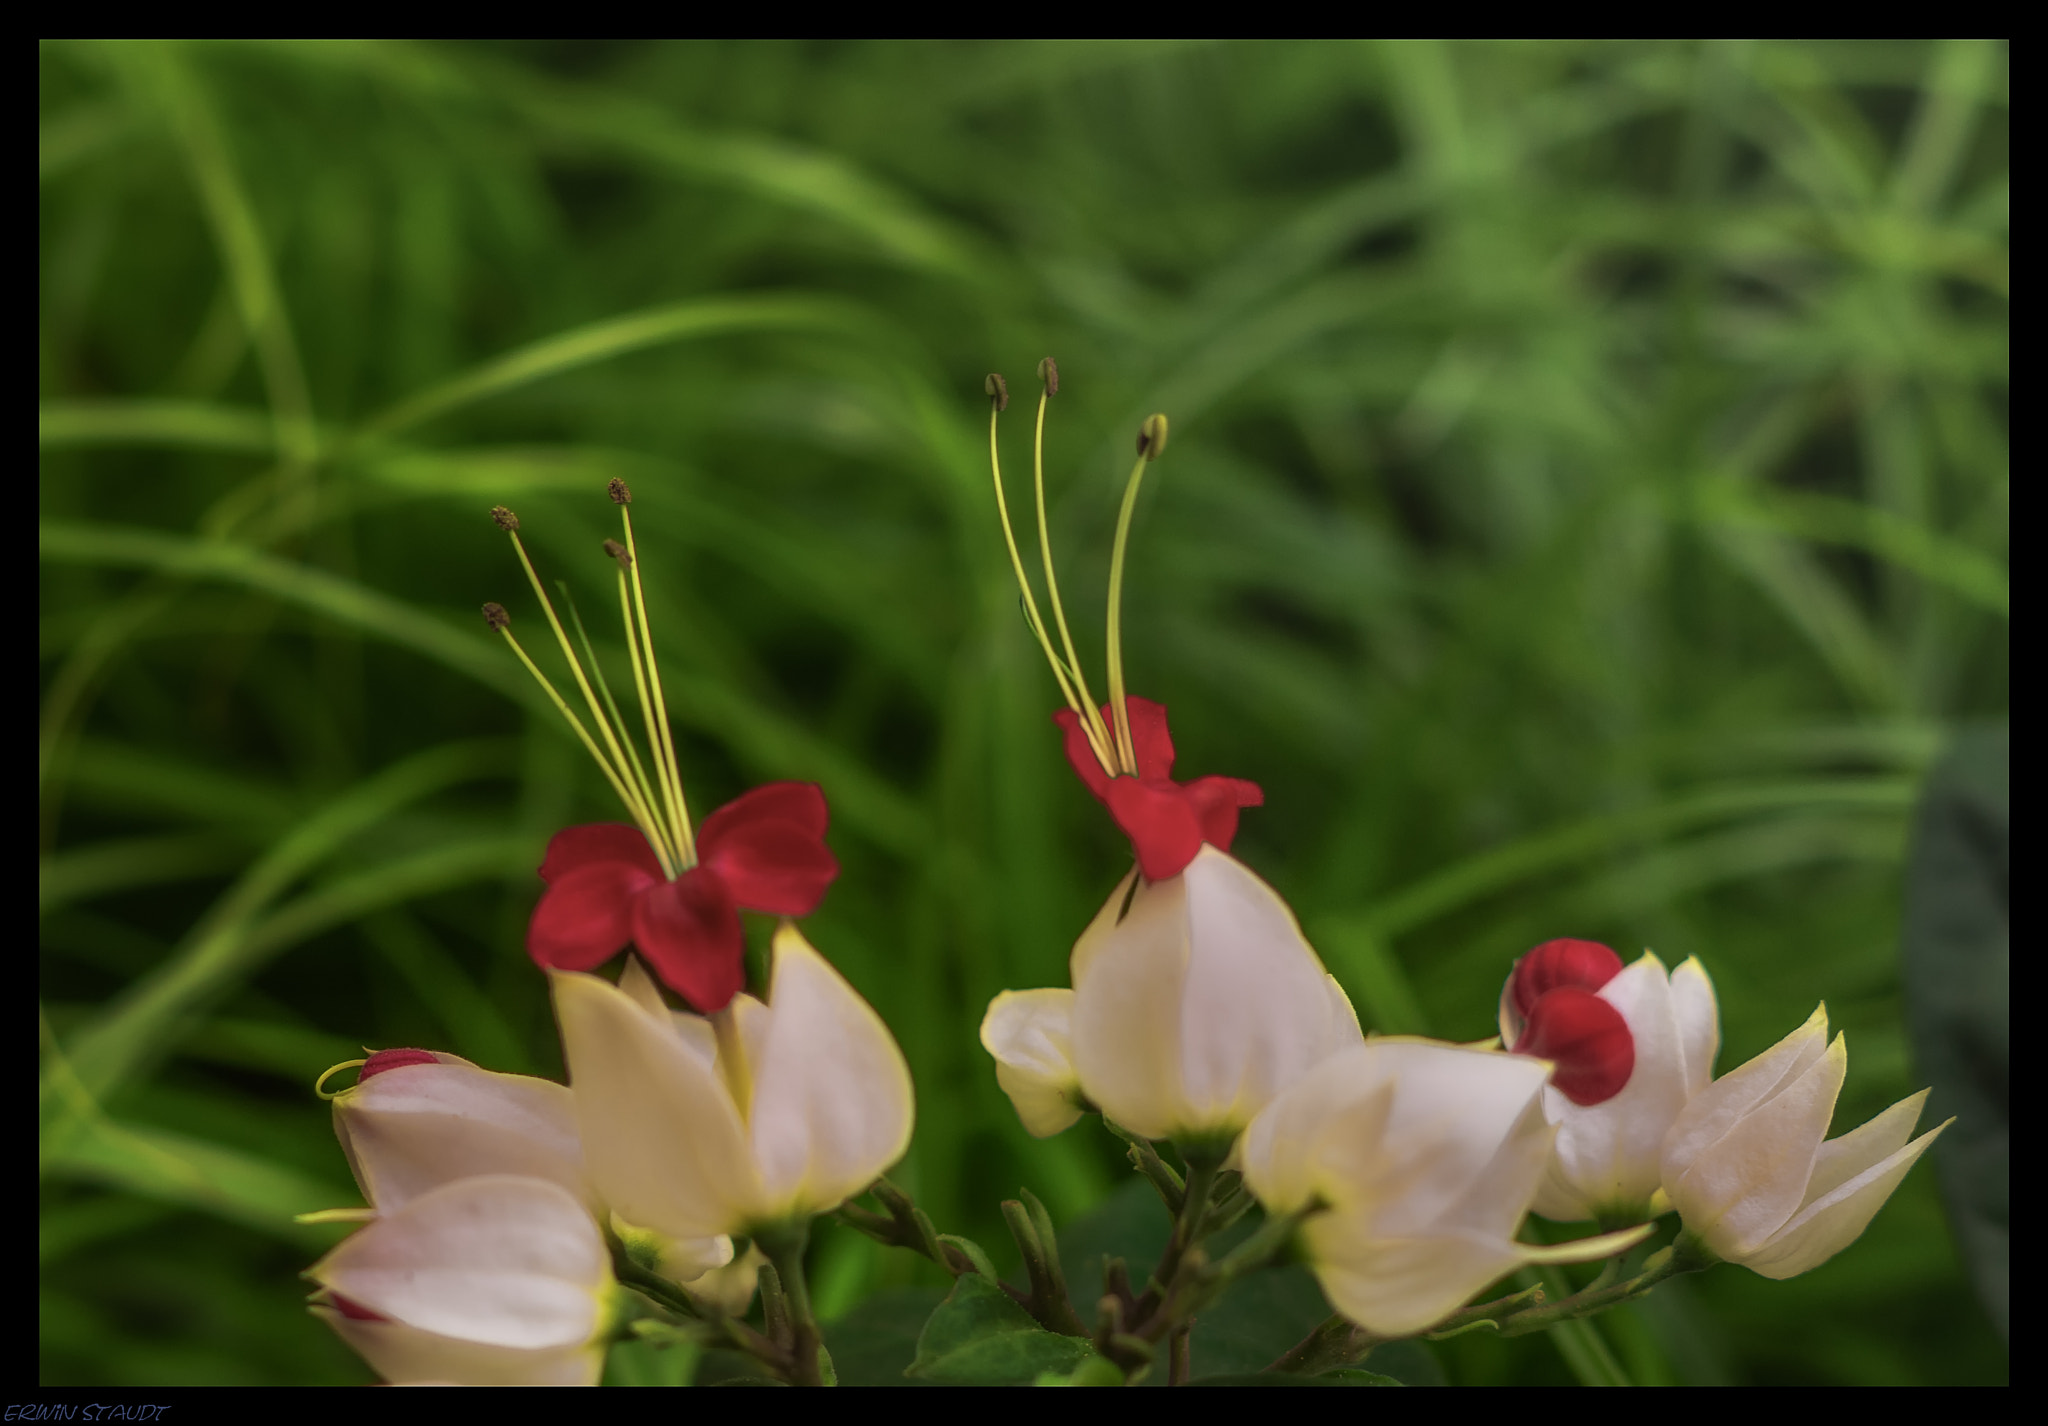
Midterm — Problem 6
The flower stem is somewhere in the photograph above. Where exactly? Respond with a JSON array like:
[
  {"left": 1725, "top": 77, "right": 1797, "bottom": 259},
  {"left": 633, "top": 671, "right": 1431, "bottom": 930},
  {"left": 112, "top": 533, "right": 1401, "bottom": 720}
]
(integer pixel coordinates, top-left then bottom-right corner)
[{"left": 757, "top": 1221, "right": 826, "bottom": 1387}]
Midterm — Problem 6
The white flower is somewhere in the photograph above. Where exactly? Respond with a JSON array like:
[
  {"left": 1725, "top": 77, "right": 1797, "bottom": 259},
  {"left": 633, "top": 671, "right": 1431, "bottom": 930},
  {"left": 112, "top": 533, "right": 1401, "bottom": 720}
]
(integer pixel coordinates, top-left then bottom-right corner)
[
  {"left": 553, "top": 922, "right": 913, "bottom": 1240},
  {"left": 306, "top": 1175, "right": 615, "bottom": 1386},
  {"left": 979, "top": 988, "right": 1086, "bottom": 1138},
  {"left": 1661, "top": 1004, "right": 1951, "bottom": 1278},
  {"left": 1239, "top": 1041, "right": 1648, "bottom": 1336}
]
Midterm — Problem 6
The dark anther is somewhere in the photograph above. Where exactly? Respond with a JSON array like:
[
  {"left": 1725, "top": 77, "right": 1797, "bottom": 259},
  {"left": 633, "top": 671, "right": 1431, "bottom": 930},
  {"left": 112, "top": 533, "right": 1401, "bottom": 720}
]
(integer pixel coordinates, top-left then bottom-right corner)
[
  {"left": 607, "top": 478, "right": 631, "bottom": 505},
  {"left": 985, "top": 372, "right": 1009, "bottom": 411},
  {"left": 490, "top": 506, "right": 520, "bottom": 531},
  {"left": 482, "top": 602, "right": 511, "bottom": 631},
  {"left": 1037, "top": 357, "right": 1059, "bottom": 396},
  {"left": 603, "top": 538, "right": 632, "bottom": 569}
]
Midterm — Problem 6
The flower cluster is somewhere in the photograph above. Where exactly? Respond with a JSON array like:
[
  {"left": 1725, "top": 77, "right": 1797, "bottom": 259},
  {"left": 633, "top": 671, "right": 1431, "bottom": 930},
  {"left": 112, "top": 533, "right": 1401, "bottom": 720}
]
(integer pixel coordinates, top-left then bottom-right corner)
[{"left": 303, "top": 376, "right": 1952, "bottom": 1388}]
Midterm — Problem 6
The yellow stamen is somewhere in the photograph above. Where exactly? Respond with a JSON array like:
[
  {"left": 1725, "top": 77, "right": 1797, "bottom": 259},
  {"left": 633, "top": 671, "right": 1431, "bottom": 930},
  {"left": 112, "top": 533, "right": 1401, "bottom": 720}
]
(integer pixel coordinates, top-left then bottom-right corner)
[
  {"left": 1031, "top": 380, "right": 1119, "bottom": 773},
  {"left": 563, "top": 576, "right": 680, "bottom": 870},
  {"left": 1103, "top": 448, "right": 1154, "bottom": 775},
  {"left": 619, "top": 504, "right": 696, "bottom": 865},
  {"left": 313, "top": 1059, "right": 368, "bottom": 1100},
  {"left": 987, "top": 382, "right": 1117, "bottom": 776}
]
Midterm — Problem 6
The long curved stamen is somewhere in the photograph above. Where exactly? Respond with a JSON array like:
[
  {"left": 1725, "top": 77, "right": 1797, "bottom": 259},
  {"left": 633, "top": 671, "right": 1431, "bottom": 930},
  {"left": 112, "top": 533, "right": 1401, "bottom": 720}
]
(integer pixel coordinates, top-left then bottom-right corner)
[
  {"left": 484, "top": 602, "right": 679, "bottom": 878},
  {"left": 986, "top": 374, "right": 1117, "bottom": 777},
  {"left": 563, "top": 570, "right": 678, "bottom": 870},
  {"left": 1104, "top": 414, "right": 1168, "bottom": 776},
  {"left": 614, "top": 484, "right": 697, "bottom": 866},
  {"left": 1030, "top": 363, "right": 1118, "bottom": 772}
]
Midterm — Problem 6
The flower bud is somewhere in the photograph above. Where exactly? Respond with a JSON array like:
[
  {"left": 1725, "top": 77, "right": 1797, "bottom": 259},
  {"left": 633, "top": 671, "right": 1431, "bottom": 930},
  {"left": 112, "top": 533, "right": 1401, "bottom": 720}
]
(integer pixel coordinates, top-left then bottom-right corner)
[{"left": 979, "top": 988, "right": 1085, "bottom": 1138}]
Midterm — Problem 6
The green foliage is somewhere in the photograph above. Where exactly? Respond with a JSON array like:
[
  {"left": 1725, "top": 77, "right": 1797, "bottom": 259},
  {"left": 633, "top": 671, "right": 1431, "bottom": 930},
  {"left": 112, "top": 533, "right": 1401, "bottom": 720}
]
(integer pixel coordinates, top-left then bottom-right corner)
[
  {"left": 907, "top": 1273, "right": 1101, "bottom": 1384},
  {"left": 39, "top": 39, "right": 2006, "bottom": 1384}
]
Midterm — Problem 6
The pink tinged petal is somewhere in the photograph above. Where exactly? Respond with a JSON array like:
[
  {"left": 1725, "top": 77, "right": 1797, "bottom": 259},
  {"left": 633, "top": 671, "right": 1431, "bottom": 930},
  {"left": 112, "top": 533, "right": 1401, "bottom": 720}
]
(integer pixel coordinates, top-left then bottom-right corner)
[
  {"left": 1509, "top": 939, "right": 1625, "bottom": 1021},
  {"left": 1070, "top": 871, "right": 1196, "bottom": 1143},
  {"left": 1740, "top": 1113, "right": 1951, "bottom": 1280},
  {"left": 537, "top": 823, "right": 663, "bottom": 884},
  {"left": 697, "top": 782, "right": 829, "bottom": 845},
  {"left": 1669, "top": 956, "right": 1720, "bottom": 1096},
  {"left": 528, "top": 861, "right": 661, "bottom": 973},
  {"left": 1175, "top": 847, "right": 1350, "bottom": 1132},
  {"left": 1673, "top": 1033, "right": 1848, "bottom": 1258},
  {"left": 1513, "top": 987, "right": 1634, "bottom": 1106},
  {"left": 336, "top": 1058, "right": 586, "bottom": 1213},
  {"left": 312, "top": 1305, "right": 602, "bottom": 1386},
  {"left": 747, "top": 925, "right": 915, "bottom": 1218},
  {"left": 1053, "top": 708, "right": 1115, "bottom": 800},
  {"left": 1120, "top": 695, "right": 1177, "bottom": 780},
  {"left": 1183, "top": 775, "right": 1264, "bottom": 853},
  {"left": 1662, "top": 1003, "right": 1831, "bottom": 1178},
  {"left": 631, "top": 869, "right": 745, "bottom": 1013},
  {"left": 361, "top": 1049, "right": 442, "bottom": 1078},
  {"left": 551, "top": 970, "right": 762, "bottom": 1240},
  {"left": 308, "top": 1176, "right": 607, "bottom": 1351},
  {"left": 1103, "top": 777, "right": 1206, "bottom": 882},
  {"left": 699, "top": 819, "right": 839, "bottom": 916},
  {"left": 980, "top": 989, "right": 1085, "bottom": 1139}
]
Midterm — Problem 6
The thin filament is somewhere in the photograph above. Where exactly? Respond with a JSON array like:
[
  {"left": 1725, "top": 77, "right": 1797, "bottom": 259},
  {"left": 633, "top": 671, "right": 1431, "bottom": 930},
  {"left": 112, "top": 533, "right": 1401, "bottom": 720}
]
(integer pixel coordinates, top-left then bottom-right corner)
[
  {"left": 989, "top": 404, "right": 1116, "bottom": 774},
  {"left": 1103, "top": 453, "right": 1152, "bottom": 774},
  {"left": 562, "top": 582, "right": 678, "bottom": 870},
  {"left": 620, "top": 507, "right": 696, "bottom": 865},
  {"left": 1032, "top": 390, "right": 1120, "bottom": 772},
  {"left": 615, "top": 566, "right": 685, "bottom": 868}
]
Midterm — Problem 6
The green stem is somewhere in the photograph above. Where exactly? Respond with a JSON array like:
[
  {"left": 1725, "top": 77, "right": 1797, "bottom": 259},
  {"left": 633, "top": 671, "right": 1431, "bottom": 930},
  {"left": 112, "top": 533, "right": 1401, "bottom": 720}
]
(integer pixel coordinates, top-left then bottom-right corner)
[{"left": 757, "top": 1221, "right": 825, "bottom": 1387}]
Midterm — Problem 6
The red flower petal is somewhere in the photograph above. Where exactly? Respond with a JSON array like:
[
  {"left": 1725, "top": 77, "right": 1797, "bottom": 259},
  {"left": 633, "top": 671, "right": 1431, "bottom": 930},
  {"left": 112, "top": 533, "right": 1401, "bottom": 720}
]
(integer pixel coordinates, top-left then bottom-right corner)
[
  {"left": 698, "top": 782, "right": 829, "bottom": 848},
  {"left": 528, "top": 860, "right": 662, "bottom": 972},
  {"left": 1509, "top": 938, "right": 1624, "bottom": 1022},
  {"left": 1183, "top": 775, "right": 1264, "bottom": 853},
  {"left": 1513, "top": 986, "right": 1635, "bottom": 1106},
  {"left": 1054, "top": 708, "right": 1116, "bottom": 800},
  {"left": 631, "top": 869, "right": 746, "bottom": 1013},
  {"left": 537, "top": 823, "right": 664, "bottom": 884},
  {"left": 326, "top": 1292, "right": 388, "bottom": 1322},
  {"left": 1122, "top": 696, "right": 1177, "bottom": 780},
  {"left": 359, "top": 1048, "right": 441, "bottom": 1080},
  {"left": 1104, "top": 777, "right": 1206, "bottom": 882},
  {"left": 701, "top": 819, "right": 838, "bottom": 916}
]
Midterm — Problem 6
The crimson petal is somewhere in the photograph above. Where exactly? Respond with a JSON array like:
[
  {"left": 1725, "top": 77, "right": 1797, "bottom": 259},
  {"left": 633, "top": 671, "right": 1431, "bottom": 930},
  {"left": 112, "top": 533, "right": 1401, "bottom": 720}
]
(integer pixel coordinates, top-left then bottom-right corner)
[
  {"left": 701, "top": 819, "right": 839, "bottom": 915},
  {"left": 1514, "top": 986, "right": 1635, "bottom": 1106},
  {"left": 537, "top": 823, "right": 664, "bottom": 884},
  {"left": 1510, "top": 939, "right": 1625, "bottom": 1021},
  {"left": 1054, "top": 708, "right": 1116, "bottom": 800},
  {"left": 1104, "top": 778, "right": 1206, "bottom": 882},
  {"left": 528, "top": 860, "right": 661, "bottom": 972},
  {"left": 631, "top": 869, "right": 746, "bottom": 1013},
  {"left": 1121, "top": 696, "right": 1177, "bottom": 780},
  {"left": 360, "top": 1048, "right": 440, "bottom": 1080},
  {"left": 699, "top": 782, "right": 829, "bottom": 848},
  {"left": 1183, "top": 775, "right": 1264, "bottom": 853}
]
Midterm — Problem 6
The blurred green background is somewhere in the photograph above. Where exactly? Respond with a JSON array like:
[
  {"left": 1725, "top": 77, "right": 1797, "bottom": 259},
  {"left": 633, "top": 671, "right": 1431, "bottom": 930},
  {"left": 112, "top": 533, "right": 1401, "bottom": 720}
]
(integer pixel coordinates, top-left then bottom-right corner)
[{"left": 39, "top": 40, "right": 2006, "bottom": 1385}]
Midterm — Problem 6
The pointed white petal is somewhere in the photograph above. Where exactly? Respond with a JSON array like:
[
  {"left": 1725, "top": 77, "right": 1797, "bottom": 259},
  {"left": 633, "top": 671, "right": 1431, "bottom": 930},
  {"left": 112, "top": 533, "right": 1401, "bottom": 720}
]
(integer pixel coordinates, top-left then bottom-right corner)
[
  {"left": 1306, "top": 1222, "right": 1527, "bottom": 1338},
  {"left": 1068, "top": 867, "right": 1140, "bottom": 989},
  {"left": 313, "top": 1306, "right": 603, "bottom": 1386},
  {"left": 1070, "top": 871, "right": 1193, "bottom": 1142},
  {"left": 552, "top": 970, "right": 761, "bottom": 1239},
  {"left": 1802, "top": 1088, "right": 1930, "bottom": 1208},
  {"left": 1669, "top": 956, "right": 1720, "bottom": 1096},
  {"left": 747, "top": 925, "right": 914, "bottom": 1217},
  {"left": 1739, "top": 1117, "right": 1950, "bottom": 1279},
  {"left": 1663, "top": 1003, "right": 1829, "bottom": 1180},
  {"left": 1239, "top": 1045, "right": 1399, "bottom": 1215},
  {"left": 980, "top": 988, "right": 1085, "bottom": 1138}
]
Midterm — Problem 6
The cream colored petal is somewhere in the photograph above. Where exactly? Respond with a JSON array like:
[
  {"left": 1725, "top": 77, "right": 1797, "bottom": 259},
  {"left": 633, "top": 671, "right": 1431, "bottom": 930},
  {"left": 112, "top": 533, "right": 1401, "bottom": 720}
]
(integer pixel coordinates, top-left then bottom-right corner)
[
  {"left": 1669, "top": 956, "right": 1720, "bottom": 1096},
  {"left": 313, "top": 1307, "right": 603, "bottom": 1386},
  {"left": 1738, "top": 1118, "right": 1950, "bottom": 1280},
  {"left": 1540, "top": 954, "right": 1686, "bottom": 1221},
  {"left": 1530, "top": 1161, "right": 1600, "bottom": 1223},
  {"left": 1497, "top": 973, "right": 1524, "bottom": 1050},
  {"left": 616, "top": 954, "right": 720, "bottom": 1069},
  {"left": 1370, "top": 1044, "right": 1551, "bottom": 1239},
  {"left": 1802, "top": 1088, "right": 1930, "bottom": 1207},
  {"left": 618, "top": 954, "right": 667, "bottom": 1018},
  {"left": 981, "top": 989, "right": 1086, "bottom": 1138},
  {"left": 1662, "top": 1003, "right": 1829, "bottom": 1178},
  {"left": 336, "top": 1059, "right": 586, "bottom": 1213},
  {"left": 1672, "top": 1033, "right": 1847, "bottom": 1258},
  {"left": 1325, "top": 974, "right": 1367, "bottom": 1050},
  {"left": 1070, "top": 871, "right": 1194, "bottom": 1143},
  {"left": 1306, "top": 1221, "right": 1527, "bottom": 1339},
  {"left": 1437, "top": 1093, "right": 1556, "bottom": 1239},
  {"left": 686, "top": 1244, "right": 767, "bottom": 1317},
  {"left": 1176, "top": 847, "right": 1353, "bottom": 1131},
  {"left": 747, "top": 925, "right": 914, "bottom": 1219},
  {"left": 552, "top": 970, "right": 761, "bottom": 1239},
  {"left": 309, "top": 1176, "right": 606, "bottom": 1350},
  {"left": 1068, "top": 866, "right": 1141, "bottom": 988},
  {"left": 1240, "top": 1045, "right": 1400, "bottom": 1216}
]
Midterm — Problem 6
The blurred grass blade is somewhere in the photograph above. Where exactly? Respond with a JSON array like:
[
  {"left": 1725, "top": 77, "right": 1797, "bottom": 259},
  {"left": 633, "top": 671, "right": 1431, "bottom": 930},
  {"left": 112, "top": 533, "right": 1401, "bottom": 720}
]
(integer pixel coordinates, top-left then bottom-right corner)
[{"left": 39, "top": 400, "right": 277, "bottom": 453}]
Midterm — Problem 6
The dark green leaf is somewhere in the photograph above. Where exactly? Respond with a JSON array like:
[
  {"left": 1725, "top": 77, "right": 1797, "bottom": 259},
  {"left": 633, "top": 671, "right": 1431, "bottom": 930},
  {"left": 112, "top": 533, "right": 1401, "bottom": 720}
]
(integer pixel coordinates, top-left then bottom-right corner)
[
  {"left": 821, "top": 1285, "right": 946, "bottom": 1387},
  {"left": 907, "top": 1273, "right": 1098, "bottom": 1385}
]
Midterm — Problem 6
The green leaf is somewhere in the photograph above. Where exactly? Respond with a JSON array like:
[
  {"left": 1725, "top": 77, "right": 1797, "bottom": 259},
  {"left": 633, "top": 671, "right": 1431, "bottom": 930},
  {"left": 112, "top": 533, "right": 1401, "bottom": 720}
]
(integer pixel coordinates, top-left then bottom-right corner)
[
  {"left": 906, "top": 1273, "right": 1098, "bottom": 1385},
  {"left": 820, "top": 1285, "right": 945, "bottom": 1387},
  {"left": 1902, "top": 721, "right": 2009, "bottom": 1343}
]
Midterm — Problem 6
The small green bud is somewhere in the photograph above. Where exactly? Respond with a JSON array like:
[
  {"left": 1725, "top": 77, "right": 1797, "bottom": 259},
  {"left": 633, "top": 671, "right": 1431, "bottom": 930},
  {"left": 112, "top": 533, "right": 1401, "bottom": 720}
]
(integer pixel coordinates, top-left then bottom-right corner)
[{"left": 1137, "top": 413, "right": 1169, "bottom": 460}]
